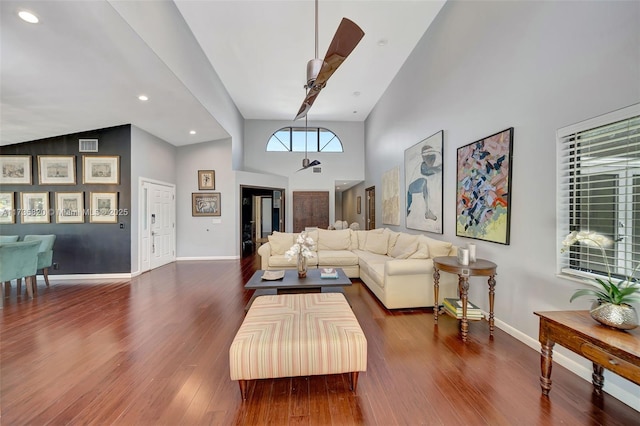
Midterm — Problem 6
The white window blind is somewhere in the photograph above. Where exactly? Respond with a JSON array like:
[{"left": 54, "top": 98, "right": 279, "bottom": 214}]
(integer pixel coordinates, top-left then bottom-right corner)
[{"left": 557, "top": 104, "right": 640, "bottom": 282}]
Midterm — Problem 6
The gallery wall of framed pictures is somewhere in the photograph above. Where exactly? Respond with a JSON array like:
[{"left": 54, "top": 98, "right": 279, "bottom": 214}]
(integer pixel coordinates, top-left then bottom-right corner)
[
  {"left": 1, "top": 154, "right": 122, "bottom": 224},
  {"left": 192, "top": 169, "right": 220, "bottom": 216}
]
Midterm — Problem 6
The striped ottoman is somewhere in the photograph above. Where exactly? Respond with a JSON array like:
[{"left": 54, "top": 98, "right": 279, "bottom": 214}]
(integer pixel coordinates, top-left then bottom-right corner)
[{"left": 229, "top": 292, "right": 367, "bottom": 399}]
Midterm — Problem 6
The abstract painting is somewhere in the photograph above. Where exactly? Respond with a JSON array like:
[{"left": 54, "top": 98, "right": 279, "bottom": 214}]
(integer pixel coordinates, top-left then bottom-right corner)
[
  {"left": 405, "top": 130, "right": 444, "bottom": 233},
  {"left": 456, "top": 127, "right": 514, "bottom": 244},
  {"left": 382, "top": 165, "right": 400, "bottom": 225}
]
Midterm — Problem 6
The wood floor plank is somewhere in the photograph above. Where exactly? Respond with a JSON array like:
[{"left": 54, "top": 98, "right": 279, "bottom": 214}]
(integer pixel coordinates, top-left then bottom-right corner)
[{"left": 1, "top": 256, "right": 638, "bottom": 425}]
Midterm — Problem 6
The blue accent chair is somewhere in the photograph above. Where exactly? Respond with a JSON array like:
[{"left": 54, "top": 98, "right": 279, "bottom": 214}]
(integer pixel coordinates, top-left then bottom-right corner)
[
  {"left": 1, "top": 240, "right": 40, "bottom": 298},
  {"left": 24, "top": 235, "right": 56, "bottom": 287},
  {"left": 0, "top": 235, "right": 19, "bottom": 243}
]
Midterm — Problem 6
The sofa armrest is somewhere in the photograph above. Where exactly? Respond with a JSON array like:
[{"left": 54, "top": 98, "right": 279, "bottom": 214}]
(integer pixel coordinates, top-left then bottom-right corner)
[
  {"left": 385, "top": 258, "right": 431, "bottom": 276},
  {"left": 257, "top": 243, "right": 272, "bottom": 270}
]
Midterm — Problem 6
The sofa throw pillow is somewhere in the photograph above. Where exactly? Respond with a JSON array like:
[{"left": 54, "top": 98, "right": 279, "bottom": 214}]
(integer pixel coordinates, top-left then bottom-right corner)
[
  {"left": 409, "top": 241, "right": 430, "bottom": 259},
  {"left": 390, "top": 233, "right": 418, "bottom": 258},
  {"left": 268, "top": 232, "right": 294, "bottom": 255},
  {"left": 318, "top": 229, "right": 351, "bottom": 250},
  {"left": 424, "top": 236, "right": 453, "bottom": 257},
  {"left": 364, "top": 231, "right": 390, "bottom": 255},
  {"left": 385, "top": 230, "right": 401, "bottom": 255}
]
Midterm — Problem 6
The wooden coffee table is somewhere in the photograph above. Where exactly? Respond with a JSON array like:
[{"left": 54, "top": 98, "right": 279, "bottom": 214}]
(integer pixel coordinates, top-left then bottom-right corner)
[{"left": 244, "top": 268, "right": 351, "bottom": 310}]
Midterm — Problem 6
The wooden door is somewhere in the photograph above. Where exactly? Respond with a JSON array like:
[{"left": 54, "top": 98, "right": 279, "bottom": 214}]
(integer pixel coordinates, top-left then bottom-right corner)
[
  {"left": 293, "top": 191, "right": 329, "bottom": 232},
  {"left": 366, "top": 186, "right": 376, "bottom": 230}
]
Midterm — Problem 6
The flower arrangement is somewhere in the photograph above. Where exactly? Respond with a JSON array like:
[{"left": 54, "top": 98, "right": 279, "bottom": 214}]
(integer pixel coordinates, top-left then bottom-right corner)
[
  {"left": 561, "top": 230, "right": 640, "bottom": 305},
  {"left": 285, "top": 231, "right": 316, "bottom": 261}
]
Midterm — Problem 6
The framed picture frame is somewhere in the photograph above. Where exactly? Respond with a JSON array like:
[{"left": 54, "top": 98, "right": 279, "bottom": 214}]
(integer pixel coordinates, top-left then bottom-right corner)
[
  {"left": 405, "top": 130, "right": 444, "bottom": 234},
  {"left": 56, "top": 192, "right": 84, "bottom": 223},
  {"left": 0, "top": 155, "right": 32, "bottom": 185},
  {"left": 382, "top": 166, "right": 400, "bottom": 225},
  {"left": 20, "top": 192, "right": 50, "bottom": 224},
  {"left": 356, "top": 196, "right": 362, "bottom": 214},
  {"left": 83, "top": 155, "right": 120, "bottom": 184},
  {"left": 456, "top": 127, "right": 514, "bottom": 245},
  {"left": 192, "top": 192, "right": 221, "bottom": 216},
  {"left": 198, "top": 170, "right": 215, "bottom": 190},
  {"left": 89, "top": 192, "right": 118, "bottom": 223},
  {"left": 0, "top": 192, "right": 15, "bottom": 224},
  {"left": 38, "top": 155, "right": 76, "bottom": 185}
]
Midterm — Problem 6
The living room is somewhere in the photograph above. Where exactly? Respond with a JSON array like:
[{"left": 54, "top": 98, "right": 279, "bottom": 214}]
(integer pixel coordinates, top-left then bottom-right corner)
[{"left": 1, "top": 0, "right": 638, "bottom": 421}]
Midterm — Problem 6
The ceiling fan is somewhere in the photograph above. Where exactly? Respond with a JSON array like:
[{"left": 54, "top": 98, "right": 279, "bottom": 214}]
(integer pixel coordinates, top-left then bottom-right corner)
[
  {"left": 296, "top": 112, "right": 321, "bottom": 172},
  {"left": 294, "top": 0, "right": 365, "bottom": 121}
]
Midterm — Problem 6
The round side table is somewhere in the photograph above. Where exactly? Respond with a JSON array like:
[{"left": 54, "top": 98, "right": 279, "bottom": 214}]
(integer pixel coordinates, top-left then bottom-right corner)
[{"left": 432, "top": 256, "right": 497, "bottom": 342}]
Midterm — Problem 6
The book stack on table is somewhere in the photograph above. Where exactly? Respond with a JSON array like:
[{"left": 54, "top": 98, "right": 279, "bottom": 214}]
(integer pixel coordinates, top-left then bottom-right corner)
[
  {"left": 320, "top": 268, "right": 339, "bottom": 279},
  {"left": 443, "top": 298, "right": 483, "bottom": 320}
]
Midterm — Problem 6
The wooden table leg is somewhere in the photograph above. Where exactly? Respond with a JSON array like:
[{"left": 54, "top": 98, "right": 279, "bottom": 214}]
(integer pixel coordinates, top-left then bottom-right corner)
[
  {"left": 459, "top": 276, "right": 470, "bottom": 342},
  {"left": 488, "top": 274, "right": 496, "bottom": 337},
  {"left": 540, "top": 340, "right": 555, "bottom": 396},
  {"left": 592, "top": 363, "right": 604, "bottom": 395},
  {"left": 433, "top": 268, "right": 440, "bottom": 324}
]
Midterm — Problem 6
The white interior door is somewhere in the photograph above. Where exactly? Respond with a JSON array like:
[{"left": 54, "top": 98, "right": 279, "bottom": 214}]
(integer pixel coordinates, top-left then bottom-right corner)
[
  {"left": 150, "top": 182, "right": 175, "bottom": 269},
  {"left": 140, "top": 179, "right": 176, "bottom": 273}
]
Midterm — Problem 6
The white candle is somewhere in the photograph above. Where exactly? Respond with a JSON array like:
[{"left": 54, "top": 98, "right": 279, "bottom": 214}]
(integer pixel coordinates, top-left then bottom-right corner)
[
  {"left": 457, "top": 248, "right": 469, "bottom": 265},
  {"left": 467, "top": 243, "right": 476, "bottom": 262}
]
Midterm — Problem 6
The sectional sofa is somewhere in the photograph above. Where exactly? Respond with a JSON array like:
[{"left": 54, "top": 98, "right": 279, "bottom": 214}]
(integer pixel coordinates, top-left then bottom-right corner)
[{"left": 257, "top": 228, "right": 459, "bottom": 309}]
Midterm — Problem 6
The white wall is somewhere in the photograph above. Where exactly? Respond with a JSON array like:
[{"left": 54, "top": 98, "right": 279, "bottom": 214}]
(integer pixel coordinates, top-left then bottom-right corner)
[
  {"left": 366, "top": 0, "right": 640, "bottom": 409},
  {"left": 176, "top": 139, "right": 236, "bottom": 258},
  {"left": 130, "top": 125, "right": 177, "bottom": 274},
  {"left": 244, "top": 119, "right": 365, "bottom": 230}
]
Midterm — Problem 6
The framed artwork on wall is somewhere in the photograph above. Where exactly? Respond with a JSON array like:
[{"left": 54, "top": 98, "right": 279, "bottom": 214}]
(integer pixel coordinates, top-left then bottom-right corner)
[
  {"left": 20, "top": 192, "right": 50, "bottom": 224},
  {"left": 0, "top": 192, "right": 15, "bottom": 224},
  {"left": 198, "top": 170, "right": 215, "bottom": 190},
  {"left": 192, "top": 192, "right": 221, "bottom": 216},
  {"left": 405, "top": 130, "right": 444, "bottom": 234},
  {"left": 456, "top": 127, "right": 514, "bottom": 245},
  {"left": 382, "top": 165, "right": 400, "bottom": 225},
  {"left": 89, "top": 192, "right": 118, "bottom": 223},
  {"left": 56, "top": 192, "right": 84, "bottom": 223},
  {"left": 357, "top": 196, "right": 362, "bottom": 214},
  {"left": 83, "top": 155, "right": 120, "bottom": 184},
  {"left": 38, "top": 155, "right": 76, "bottom": 185},
  {"left": 0, "top": 155, "right": 32, "bottom": 185}
]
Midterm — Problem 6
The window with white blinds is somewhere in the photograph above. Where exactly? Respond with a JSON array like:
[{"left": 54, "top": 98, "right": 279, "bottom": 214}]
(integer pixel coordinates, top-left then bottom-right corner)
[{"left": 557, "top": 104, "right": 640, "bottom": 283}]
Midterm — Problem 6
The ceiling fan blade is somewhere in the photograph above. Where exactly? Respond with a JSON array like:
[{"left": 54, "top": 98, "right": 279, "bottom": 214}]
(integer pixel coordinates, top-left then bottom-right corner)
[
  {"left": 295, "top": 90, "right": 321, "bottom": 121},
  {"left": 313, "top": 18, "right": 365, "bottom": 89}
]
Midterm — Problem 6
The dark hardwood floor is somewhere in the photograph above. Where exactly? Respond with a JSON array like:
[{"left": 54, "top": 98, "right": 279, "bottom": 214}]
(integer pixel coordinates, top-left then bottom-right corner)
[{"left": 1, "top": 255, "right": 638, "bottom": 425}]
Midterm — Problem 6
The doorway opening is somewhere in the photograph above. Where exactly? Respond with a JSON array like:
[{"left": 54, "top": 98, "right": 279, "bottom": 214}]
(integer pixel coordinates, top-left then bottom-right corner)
[
  {"left": 240, "top": 185, "right": 285, "bottom": 257},
  {"left": 139, "top": 178, "right": 176, "bottom": 273},
  {"left": 366, "top": 186, "right": 376, "bottom": 230}
]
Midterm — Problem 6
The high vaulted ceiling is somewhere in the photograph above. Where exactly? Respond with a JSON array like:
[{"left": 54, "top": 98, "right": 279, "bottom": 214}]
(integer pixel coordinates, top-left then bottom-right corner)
[{"left": 0, "top": 1, "right": 445, "bottom": 147}]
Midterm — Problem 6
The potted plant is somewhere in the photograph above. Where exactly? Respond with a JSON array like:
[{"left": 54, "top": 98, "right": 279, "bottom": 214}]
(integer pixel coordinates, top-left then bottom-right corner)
[{"left": 561, "top": 231, "right": 640, "bottom": 330}]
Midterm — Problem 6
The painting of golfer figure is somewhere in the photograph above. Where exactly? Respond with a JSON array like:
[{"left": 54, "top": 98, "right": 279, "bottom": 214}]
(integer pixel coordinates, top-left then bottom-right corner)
[{"left": 404, "top": 131, "right": 444, "bottom": 234}]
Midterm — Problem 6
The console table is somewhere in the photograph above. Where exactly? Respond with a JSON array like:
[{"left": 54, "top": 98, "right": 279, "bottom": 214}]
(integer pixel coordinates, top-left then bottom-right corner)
[
  {"left": 433, "top": 256, "right": 497, "bottom": 342},
  {"left": 534, "top": 310, "right": 640, "bottom": 396}
]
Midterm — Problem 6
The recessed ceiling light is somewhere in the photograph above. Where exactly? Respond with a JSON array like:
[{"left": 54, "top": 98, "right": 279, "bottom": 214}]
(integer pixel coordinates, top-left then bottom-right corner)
[
  {"left": 377, "top": 38, "right": 388, "bottom": 47},
  {"left": 18, "top": 10, "right": 39, "bottom": 24},
  {"left": 138, "top": 95, "right": 149, "bottom": 101},
  {"left": 189, "top": 130, "right": 197, "bottom": 135}
]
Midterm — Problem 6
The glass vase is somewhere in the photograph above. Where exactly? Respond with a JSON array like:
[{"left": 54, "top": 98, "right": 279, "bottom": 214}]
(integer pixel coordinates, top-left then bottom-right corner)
[{"left": 297, "top": 253, "right": 307, "bottom": 278}]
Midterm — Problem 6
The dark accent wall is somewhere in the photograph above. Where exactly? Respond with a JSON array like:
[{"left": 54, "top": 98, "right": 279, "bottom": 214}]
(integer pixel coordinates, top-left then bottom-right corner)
[{"left": 0, "top": 125, "right": 132, "bottom": 274}]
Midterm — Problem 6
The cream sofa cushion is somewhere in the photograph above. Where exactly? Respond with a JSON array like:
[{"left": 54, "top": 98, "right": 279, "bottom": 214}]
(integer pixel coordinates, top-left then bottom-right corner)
[
  {"left": 385, "top": 229, "right": 401, "bottom": 254},
  {"left": 409, "top": 240, "right": 430, "bottom": 259},
  {"left": 364, "top": 231, "right": 389, "bottom": 255},
  {"left": 318, "top": 229, "right": 351, "bottom": 250},
  {"left": 421, "top": 235, "right": 453, "bottom": 258},
  {"left": 268, "top": 232, "right": 294, "bottom": 255},
  {"left": 390, "top": 233, "right": 419, "bottom": 259}
]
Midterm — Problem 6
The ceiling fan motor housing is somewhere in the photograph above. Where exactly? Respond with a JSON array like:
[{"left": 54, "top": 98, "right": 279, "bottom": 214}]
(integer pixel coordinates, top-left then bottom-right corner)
[
  {"left": 306, "top": 58, "right": 324, "bottom": 88},
  {"left": 302, "top": 157, "right": 311, "bottom": 168}
]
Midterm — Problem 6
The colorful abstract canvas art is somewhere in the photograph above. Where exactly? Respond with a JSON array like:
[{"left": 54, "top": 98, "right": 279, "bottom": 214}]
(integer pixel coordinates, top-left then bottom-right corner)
[{"left": 456, "top": 128, "right": 514, "bottom": 244}]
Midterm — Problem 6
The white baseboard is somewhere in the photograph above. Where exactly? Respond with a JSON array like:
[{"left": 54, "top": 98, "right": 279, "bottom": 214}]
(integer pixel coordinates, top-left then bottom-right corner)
[
  {"left": 492, "top": 314, "right": 640, "bottom": 412},
  {"left": 44, "top": 273, "right": 132, "bottom": 281},
  {"left": 176, "top": 256, "right": 240, "bottom": 261}
]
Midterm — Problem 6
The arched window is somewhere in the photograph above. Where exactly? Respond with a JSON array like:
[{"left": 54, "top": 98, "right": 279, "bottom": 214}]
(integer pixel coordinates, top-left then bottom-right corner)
[{"left": 266, "top": 127, "right": 343, "bottom": 152}]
